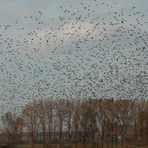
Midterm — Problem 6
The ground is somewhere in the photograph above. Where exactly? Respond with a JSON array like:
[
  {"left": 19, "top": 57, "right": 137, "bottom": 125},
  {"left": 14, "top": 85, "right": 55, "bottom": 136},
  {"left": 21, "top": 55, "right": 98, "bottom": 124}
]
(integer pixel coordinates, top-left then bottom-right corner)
[{"left": 12, "top": 144, "right": 148, "bottom": 148}]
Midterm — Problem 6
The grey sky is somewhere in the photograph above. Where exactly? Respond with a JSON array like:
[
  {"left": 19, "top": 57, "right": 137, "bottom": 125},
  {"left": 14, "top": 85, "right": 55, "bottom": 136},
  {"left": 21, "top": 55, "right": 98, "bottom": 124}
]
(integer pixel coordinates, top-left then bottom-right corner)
[{"left": 0, "top": 0, "right": 148, "bottom": 113}]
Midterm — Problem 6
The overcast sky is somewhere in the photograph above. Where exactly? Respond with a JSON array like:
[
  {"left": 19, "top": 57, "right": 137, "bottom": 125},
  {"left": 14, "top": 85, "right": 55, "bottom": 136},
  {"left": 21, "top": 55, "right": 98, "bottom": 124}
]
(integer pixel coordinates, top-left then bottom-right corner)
[{"left": 0, "top": 0, "right": 148, "bottom": 113}]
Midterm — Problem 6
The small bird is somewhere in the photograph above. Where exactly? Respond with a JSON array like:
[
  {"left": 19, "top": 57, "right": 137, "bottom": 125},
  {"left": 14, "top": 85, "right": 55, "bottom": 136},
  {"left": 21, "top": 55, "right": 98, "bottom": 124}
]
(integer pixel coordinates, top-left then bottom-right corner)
[{"left": 0, "top": 0, "right": 147, "bottom": 116}]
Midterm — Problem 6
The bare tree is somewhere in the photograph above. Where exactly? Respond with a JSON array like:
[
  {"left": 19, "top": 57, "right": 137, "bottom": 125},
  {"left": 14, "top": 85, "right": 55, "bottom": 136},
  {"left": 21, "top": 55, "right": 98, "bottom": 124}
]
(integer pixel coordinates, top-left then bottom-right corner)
[
  {"left": 44, "top": 98, "right": 54, "bottom": 148},
  {"left": 115, "top": 99, "right": 135, "bottom": 147},
  {"left": 23, "top": 102, "right": 40, "bottom": 148},
  {"left": 36, "top": 100, "right": 46, "bottom": 148},
  {"left": 54, "top": 99, "right": 67, "bottom": 147},
  {"left": 1, "top": 112, "right": 24, "bottom": 147}
]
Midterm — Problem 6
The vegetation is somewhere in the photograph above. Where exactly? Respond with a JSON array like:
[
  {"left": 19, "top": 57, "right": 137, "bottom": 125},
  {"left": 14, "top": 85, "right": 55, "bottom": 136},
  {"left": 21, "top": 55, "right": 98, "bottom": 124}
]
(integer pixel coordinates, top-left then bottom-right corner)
[{"left": 1, "top": 98, "right": 148, "bottom": 148}]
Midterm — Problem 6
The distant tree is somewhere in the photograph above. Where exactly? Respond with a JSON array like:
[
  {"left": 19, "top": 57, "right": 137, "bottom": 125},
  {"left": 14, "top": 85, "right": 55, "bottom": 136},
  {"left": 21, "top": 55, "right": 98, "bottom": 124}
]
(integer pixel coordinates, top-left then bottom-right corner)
[
  {"left": 36, "top": 100, "right": 46, "bottom": 148},
  {"left": 80, "top": 99, "right": 98, "bottom": 148},
  {"left": 136, "top": 100, "right": 148, "bottom": 146},
  {"left": 1, "top": 112, "right": 24, "bottom": 146},
  {"left": 71, "top": 99, "right": 81, "bottom": 146},
  {"left": 100, "top": 98, "right": 117, "bottom": 148},
  {"left": 23, "top": 102, "right": 40, "bottom": 148},
  {"left": 2, "top": 97, "right": 148, "bottom": 147},
  {"left": 54, "top": 99, "right": 67, "bottom": 147},
  {"left": 115, "top": 99, "right": 135, "bottom": 147},
  {"left": 44, "top": 98, "right": 54, "bottom": 148},
  {"left": 64, "top": 99, "right": 74, "bottom": 147},
  {"left": 95, "top": 99, "right": 106, "bottom": 148}
]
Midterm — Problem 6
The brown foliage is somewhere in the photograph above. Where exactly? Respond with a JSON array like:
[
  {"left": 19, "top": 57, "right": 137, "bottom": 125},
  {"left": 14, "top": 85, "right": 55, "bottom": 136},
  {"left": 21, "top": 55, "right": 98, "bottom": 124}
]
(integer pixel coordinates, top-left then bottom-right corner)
[{"left": 1, "top": 98, "right": 148, "bottom": 147}]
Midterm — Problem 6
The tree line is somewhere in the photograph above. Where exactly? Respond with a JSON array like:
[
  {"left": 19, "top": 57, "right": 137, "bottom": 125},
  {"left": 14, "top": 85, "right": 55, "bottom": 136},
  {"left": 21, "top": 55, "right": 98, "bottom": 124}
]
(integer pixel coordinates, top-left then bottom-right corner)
[{"left": 1, "top": 98, "right": 148, "bottom": 148}]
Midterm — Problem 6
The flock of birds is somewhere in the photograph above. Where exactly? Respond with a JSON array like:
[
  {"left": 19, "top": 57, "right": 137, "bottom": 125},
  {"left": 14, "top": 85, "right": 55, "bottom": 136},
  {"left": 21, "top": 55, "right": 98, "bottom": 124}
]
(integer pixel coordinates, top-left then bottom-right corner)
[{"left": 0, "top": 0, "right": 148, "bottom": 114}]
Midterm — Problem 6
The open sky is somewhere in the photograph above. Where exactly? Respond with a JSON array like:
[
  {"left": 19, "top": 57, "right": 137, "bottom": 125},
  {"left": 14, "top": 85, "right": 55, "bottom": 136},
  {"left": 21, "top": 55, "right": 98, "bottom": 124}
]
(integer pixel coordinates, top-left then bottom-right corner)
[{"left": 0, "top": 0, "right": 148, "bottom": 113}]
